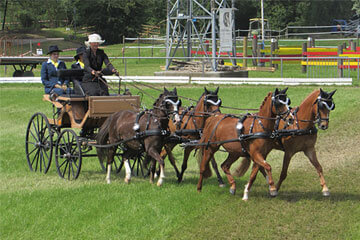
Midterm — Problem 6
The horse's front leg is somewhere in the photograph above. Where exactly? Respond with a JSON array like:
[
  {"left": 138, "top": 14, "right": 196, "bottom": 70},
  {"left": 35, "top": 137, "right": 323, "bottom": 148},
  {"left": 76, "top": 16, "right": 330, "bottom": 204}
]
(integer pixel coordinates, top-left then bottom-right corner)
[
  {"left": 304, "top": 147, "right": 330, "bottom": 196},
  {"left": 275, "top": 151, "right": 294, "bottom": 192},
  {"left": 220, "top": 152, "right": 240, "bottom": 195},
  {"left": 242, "top": 163, "right": 260, "bottom": 201},
  {"left": 147, "top": 148, "right": 165, "bottom": 186},
  {"left": 251, "top": 152, "right": 277, "bottom": 197}
]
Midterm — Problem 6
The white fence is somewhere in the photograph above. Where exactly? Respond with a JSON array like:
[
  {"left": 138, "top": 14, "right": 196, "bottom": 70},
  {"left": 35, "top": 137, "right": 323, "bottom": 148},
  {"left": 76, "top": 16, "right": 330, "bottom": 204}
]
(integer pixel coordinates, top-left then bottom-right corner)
[{"left": 0, "top": 76, "right": 352, "bottom": 85}]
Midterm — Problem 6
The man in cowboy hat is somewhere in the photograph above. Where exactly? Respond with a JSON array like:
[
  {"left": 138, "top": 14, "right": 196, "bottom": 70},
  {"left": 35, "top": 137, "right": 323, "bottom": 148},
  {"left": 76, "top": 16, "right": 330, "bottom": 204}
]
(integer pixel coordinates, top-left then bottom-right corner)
[
  {"left": 41, "top": 45, "right": 71, "bottom": 100},
  {"left": 82, "top": 33, "right": 119, "bottom": 96}
]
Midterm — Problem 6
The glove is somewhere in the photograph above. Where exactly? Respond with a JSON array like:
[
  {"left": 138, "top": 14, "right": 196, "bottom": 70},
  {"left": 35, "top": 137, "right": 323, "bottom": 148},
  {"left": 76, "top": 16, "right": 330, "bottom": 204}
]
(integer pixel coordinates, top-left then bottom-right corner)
[{"left": 113, "top": 69, "right": 119, "bottom": 76}]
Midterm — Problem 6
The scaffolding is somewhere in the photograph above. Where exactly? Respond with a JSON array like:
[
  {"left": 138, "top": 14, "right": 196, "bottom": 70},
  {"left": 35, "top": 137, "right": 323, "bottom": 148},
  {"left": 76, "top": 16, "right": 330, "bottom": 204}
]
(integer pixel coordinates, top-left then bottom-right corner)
[{"left": 165, "top": 0, "right": 236, "bottom": 71}]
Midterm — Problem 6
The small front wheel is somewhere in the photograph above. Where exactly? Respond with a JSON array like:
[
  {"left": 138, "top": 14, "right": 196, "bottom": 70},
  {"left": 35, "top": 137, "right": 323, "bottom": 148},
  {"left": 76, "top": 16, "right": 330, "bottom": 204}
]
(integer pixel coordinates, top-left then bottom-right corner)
[{"left": 55, "top": 129, "right": 82, "bottom": 180}]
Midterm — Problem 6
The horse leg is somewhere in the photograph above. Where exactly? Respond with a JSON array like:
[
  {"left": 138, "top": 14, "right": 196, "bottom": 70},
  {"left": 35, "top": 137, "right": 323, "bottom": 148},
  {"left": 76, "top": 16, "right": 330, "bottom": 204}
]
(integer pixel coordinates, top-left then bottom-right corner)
[
  {"left": 251, "top": 152, "right": 277, "bottom": 197},
  {"left": 105, "top": 147, "right": 115, "bottom": 184},
  {"left": 197, "top": 148, "right": 213, "bottom": 192},
  {"left": 275, "top": 152, "right": 294, "bottom": 192},
  {"left": 304, "top": 147, "right": 330, "bottom": 196},
  {"left": 242, "top": 163, "right": 260, "bottom": 201},
  {"left": 147, "top": 148, "right": 166, "bottom": 186},
  {"left": 178, "top": 146, "right": 193, "bottom": 183},
  {"left": 211, "top": 156, "right": 225, "bottom": 187},
  {"left": 221, "top": 152, "right": 240, "bottom": 195},
  {"left": 149, "top": 159, "right": 156, "bottom": 184},
  {"left": 164, "top": 144, "right": 180, "bottom": 179},
  {"left": 124, "top": 158, "right": 131, "bottom": 184}
]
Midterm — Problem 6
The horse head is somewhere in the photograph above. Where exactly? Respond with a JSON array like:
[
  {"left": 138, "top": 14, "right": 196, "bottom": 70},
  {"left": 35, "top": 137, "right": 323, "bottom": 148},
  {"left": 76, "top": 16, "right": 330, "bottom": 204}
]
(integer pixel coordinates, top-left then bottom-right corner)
[
  {"left": 313, "top": 88, "right": 336, "bottom": 130},
  {"left": 154, "top": 87, "right": 181, "bottom": 125},
  {"left": 198, "top": 87, "right": 222, "bottom": 114},
  {"left": 270, "top": 87, "right": 293, "bottom": 122}
]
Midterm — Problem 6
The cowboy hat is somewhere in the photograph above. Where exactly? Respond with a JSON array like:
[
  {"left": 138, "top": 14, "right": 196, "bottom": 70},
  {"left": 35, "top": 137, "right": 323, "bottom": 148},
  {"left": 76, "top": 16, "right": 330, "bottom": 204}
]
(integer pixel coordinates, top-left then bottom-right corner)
[
  {"left": 74, "top": 46, "right": 87, "bottom": 60},
  {"left": 47, "top": 45, "right": 63, "bottom": 54},
  {"left": 85, "top": 33, "right": 105, "bottom": 46}
]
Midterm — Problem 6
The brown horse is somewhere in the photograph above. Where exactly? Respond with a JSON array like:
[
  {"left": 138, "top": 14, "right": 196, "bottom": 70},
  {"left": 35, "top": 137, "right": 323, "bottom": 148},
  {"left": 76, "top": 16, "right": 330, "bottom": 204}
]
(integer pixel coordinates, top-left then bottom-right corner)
[
  {"left": 235, "top": 88, "right": 336, "bottom": 200},
  {"left": 196, "top": 88, "right": 292, "bottom": 196},
  {"left": 160, "top": 87, "right": 224, "bottom": 185},
  {"left": 96, "top": 88, "right": 181, "bottom": 186}
]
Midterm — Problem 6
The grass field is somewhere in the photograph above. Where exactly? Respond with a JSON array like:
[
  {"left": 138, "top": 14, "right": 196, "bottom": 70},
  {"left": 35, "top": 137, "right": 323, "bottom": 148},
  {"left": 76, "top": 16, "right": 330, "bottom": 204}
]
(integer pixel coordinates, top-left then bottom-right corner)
[{"left": 0, "top": 83, "right": 359, "bottom": 239}]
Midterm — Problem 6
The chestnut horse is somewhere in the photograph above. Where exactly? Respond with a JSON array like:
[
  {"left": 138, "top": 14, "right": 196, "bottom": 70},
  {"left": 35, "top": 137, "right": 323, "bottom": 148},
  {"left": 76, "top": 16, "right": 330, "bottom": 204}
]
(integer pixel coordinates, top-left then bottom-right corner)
[
  {"left": 196, "top": 88, "right": 292, "bottom": 196},
  {"left": 96, "top": 88, "right": 181, "bottom": 186},
  {"left": 160, "top": 87, "right": 224, "bottom": 185},
  {"left": 235, "top": 88, "right": 336, "bottom": 200}
]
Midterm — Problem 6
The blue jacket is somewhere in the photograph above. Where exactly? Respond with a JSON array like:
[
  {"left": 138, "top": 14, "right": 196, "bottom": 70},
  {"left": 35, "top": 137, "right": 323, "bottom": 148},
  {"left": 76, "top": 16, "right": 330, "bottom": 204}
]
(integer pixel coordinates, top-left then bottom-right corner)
[{"left": 41, "top": 59, "right": 68, "bottom": 94}]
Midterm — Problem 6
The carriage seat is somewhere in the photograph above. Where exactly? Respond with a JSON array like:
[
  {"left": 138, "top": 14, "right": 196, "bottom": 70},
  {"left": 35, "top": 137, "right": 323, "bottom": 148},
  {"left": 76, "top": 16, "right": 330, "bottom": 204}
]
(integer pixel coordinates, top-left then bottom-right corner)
[{"left": 57, "top": 69, "right": 86, "bottom": 97}]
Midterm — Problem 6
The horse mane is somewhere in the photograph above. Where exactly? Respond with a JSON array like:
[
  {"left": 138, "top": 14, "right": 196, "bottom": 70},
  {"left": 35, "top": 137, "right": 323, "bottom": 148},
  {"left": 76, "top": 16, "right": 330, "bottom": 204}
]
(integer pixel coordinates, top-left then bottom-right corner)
[
  {"left": 300, "top": 89, "right": 320, "bottom": 107},
  {"left": 153, "top": 92, "right": 165, "bottom": 107},
  {"left": 258, "top": 92, "right": 272, "bottom": 110}
]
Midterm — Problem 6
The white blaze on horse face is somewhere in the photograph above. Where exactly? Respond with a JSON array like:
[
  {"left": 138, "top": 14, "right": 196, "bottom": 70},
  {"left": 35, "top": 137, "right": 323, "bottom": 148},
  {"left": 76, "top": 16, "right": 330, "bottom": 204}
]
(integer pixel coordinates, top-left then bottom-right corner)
[{"left": 165, "top": 99, "right": 181, "bottom": 124}]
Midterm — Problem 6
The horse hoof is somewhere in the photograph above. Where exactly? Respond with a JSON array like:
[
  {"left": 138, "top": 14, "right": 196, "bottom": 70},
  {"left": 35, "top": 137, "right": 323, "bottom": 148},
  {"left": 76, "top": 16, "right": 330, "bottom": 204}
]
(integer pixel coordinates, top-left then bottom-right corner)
[
  {"left": 229, "top": 188, "right": 236, "bottom": 195},
  {"left": 269, "top": 190, "right": 278, "bottom": 197},
  {"left": 106, "top": 179, "right": 111, "bottom": 184},
  {"left": 124, "top": 178, "right": 130, "bottom": 184},
  {"left": 322, "top": 191, "right": 330, "bottom": 197},
  {"left": 157, "top": 181, "right": 163, "bottom": 187},
  {"left": 242, "top": 197, "right": 248, "bottom": 201},
  {"left": 219, "top": 183, "right": 226, "bottom": 188}
]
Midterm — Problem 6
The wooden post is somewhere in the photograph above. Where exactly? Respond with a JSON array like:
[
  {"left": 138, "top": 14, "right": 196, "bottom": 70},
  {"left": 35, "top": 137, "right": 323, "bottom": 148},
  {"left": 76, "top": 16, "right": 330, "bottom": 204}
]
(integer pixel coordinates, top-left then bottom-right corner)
[
  {"left": 243, "top": 37, "right": 247, "bottom": 68},
  {"left": 302, "top": 42, "right": 307, "bottom": 74},
  {"left": 338, "top": 45, "right": 343, "bottom": 78},
  {"left": 350, "top": 40, "right": 356, "bottom": 51},
  {"left": 252, "top": 36, "right": 258, "bottom": 66}
]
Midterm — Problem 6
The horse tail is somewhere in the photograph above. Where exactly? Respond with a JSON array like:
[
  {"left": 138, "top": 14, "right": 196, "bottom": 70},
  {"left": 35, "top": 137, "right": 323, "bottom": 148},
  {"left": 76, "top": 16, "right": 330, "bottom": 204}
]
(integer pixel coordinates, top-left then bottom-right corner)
[
  {"left": 96, "top": 115, "right": 112, "bottom": 163},
  {"left": 233, "top": 157, "right": 251, "bottom": 177},
  {"left": 197, "top": 146, "right": 212, "bottom": 179}
]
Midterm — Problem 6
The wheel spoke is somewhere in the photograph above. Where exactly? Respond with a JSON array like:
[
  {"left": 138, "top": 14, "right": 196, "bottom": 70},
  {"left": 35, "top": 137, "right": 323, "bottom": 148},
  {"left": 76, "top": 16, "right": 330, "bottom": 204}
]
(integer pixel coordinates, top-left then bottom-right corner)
[
  {"left": 29, "top": 129, "right": 39, "bottom": 142},
  {"left": 62, "top": 160, "right": 69, "bottom": 177},
  {"left": 34, "top": 148, "right": 40, "bottom": 171},
  {"left": 27, "top": 145, "right": 37, "bottom": 156},
  {"left": 30, "top": 148, "right": 40, "bottom": 169}
]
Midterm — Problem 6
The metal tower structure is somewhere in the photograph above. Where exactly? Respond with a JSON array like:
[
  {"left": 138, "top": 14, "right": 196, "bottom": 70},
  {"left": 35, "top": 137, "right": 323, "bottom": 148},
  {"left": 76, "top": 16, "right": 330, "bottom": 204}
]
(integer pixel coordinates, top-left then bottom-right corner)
[{"left": 165, "top": 0, "right": 236, "bottom": 71}]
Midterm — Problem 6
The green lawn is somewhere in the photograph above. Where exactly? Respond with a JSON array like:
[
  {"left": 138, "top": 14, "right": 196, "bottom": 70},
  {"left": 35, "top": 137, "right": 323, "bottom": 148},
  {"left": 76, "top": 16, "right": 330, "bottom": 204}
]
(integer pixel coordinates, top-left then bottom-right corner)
[{"left": 1, "top": 84, "right": 359, "bottom": 239}]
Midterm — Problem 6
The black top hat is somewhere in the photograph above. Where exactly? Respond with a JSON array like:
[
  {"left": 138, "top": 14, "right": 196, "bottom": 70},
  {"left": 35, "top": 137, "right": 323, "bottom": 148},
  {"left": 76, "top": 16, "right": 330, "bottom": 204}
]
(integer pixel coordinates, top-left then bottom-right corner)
[
  {"left": 74, "top": 46, "right": 87, "bottom": 60},
  {"left": 47, "top": 45, "right": 63, "bottom": 54}
]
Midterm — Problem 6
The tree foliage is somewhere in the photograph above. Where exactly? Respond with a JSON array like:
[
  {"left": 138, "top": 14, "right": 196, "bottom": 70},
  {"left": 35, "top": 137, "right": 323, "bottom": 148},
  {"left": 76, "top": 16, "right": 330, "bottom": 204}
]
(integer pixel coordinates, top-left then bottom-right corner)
[{"left": 1, "top": 0, "right": 358, "bottom": 43}]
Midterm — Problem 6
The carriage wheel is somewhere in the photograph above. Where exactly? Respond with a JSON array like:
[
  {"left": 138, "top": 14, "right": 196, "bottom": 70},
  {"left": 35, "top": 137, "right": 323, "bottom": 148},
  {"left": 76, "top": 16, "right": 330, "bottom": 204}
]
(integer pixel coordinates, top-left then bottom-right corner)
[
  {"left": 25, "top": 112, "right": 53, "bottom": 174},
  {"left": 98, "top": 145, "right": 124, "bottom": 173},
  {"left": 55, "top": 129, "right": 82, "bottom": 180},
  {"left": 130, "top": 152, "right": 149, "bottom": 178}
]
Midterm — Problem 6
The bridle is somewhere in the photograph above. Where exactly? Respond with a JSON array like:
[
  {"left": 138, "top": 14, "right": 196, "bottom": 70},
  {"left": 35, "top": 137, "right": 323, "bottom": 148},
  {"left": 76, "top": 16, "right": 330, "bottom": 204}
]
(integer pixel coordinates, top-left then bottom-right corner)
[
  {"left": 204, "top": 94, "right": 222, "bottom": 114},
  {"left": 271, "top": 92, "right": 291, "bottom": 119},
  {"left": 313, "top": 95, "right": 335, "bottom": 126}
]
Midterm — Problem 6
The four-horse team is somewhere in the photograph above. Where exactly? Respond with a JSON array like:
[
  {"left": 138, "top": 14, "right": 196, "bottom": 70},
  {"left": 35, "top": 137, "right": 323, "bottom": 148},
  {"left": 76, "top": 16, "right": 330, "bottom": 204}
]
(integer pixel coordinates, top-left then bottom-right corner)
[{"left": 27, "top": 33, "right": 337, "bottom": 201}]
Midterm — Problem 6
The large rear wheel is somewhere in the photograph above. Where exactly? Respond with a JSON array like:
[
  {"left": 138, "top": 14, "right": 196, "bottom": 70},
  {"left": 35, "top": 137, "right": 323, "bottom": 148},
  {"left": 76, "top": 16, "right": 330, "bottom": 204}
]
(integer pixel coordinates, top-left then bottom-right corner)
[
  {"left": 25, "top": 112, "right": 53, "bottom": 173},
  {"left": 55, "top": 129, "right": 82, "bottom": 180}
]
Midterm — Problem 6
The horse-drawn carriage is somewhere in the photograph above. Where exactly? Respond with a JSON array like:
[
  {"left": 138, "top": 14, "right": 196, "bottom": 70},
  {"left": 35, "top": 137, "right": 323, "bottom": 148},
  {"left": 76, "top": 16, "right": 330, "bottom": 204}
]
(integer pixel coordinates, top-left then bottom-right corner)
[
  {"left": 25, "top": 69, "right": 143, "bottom": 180},
  {"left": 25, "top": 70, "right": 337, "bottom": 199}
]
